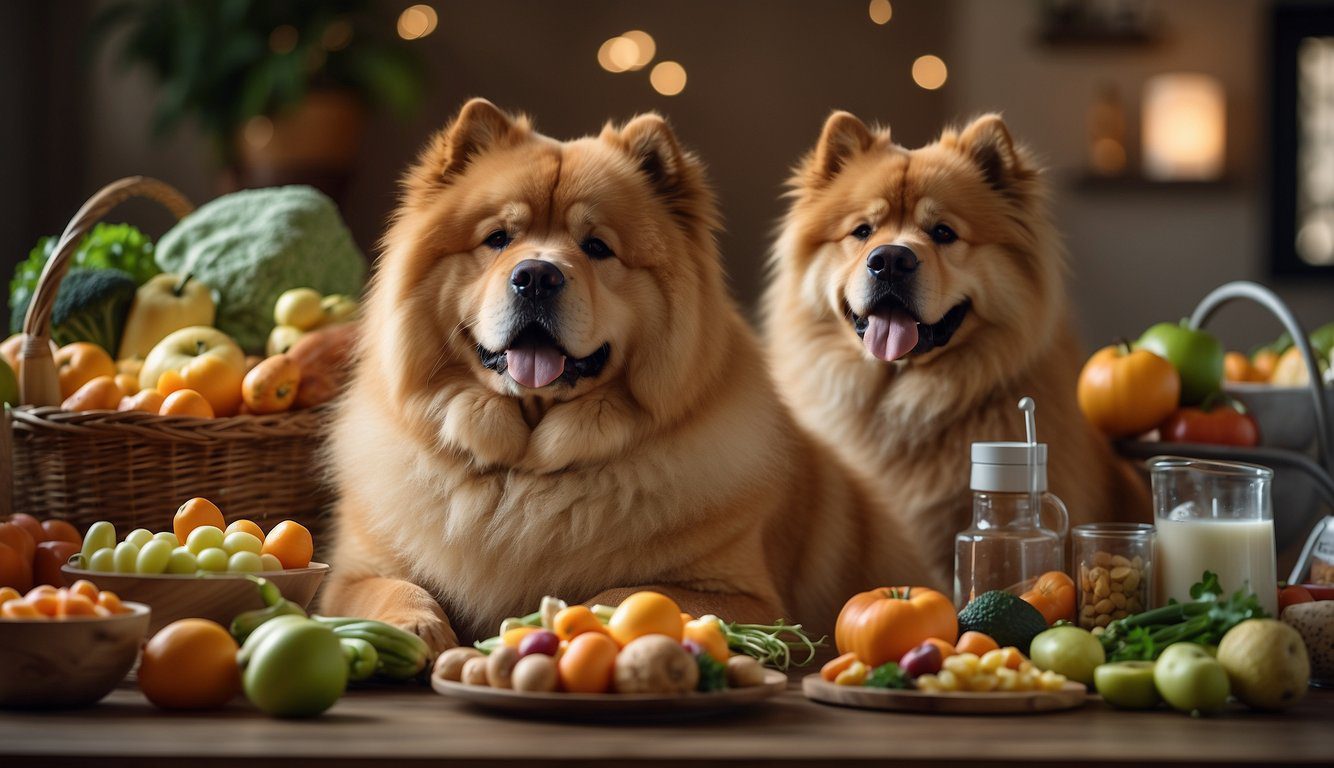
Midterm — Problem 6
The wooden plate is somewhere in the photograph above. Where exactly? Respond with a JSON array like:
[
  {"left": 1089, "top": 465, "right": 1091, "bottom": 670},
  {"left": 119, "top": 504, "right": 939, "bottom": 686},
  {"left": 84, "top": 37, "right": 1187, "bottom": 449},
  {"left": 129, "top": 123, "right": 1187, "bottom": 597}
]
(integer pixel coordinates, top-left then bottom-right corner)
[
  {"left": 61, "top": 563, "right": 329, "bottom": 634},
  {"left": 432, "top": 669, "right": 788, "bottom": 720},
  {"left": 802, "top": 674, "right": 1088, "bottom": 715}
]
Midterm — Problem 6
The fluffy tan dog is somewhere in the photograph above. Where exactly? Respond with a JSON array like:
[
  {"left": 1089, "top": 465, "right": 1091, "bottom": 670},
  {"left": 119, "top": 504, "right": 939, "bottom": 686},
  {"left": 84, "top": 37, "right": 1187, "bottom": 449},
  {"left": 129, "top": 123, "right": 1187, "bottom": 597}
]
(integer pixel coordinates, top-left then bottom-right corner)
[
  {"left": 321, "top": 99, "right": 931, "bottom": 651},
  {"left": 765, "top": 111, "right": 1150, "bottom": 588}
]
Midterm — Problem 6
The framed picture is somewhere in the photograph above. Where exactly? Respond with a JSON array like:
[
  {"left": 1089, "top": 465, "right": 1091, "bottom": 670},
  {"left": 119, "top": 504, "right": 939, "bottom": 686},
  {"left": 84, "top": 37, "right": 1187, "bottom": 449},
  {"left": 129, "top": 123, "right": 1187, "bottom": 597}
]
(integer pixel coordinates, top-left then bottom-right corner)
[{"left": 1270, "top": 2, "right": 1334, "bottom": 278}]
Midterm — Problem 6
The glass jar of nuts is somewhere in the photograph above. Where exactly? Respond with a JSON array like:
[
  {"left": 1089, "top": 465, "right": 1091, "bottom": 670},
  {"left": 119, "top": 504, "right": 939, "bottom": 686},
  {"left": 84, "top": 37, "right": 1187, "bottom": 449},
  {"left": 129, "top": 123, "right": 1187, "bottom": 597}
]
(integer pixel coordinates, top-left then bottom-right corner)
[{"left": 1071, "top": 523, "right": 1155, "bottom": 632}]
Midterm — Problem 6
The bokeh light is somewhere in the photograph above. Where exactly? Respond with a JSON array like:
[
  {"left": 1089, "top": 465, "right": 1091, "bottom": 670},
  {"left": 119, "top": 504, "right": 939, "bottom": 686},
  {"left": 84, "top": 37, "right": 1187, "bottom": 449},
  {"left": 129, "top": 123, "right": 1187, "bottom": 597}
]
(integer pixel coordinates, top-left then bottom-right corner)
[
  {"left": 650, "top": 61, "right": 687, "bottom": 96},
  {"left": 321, "top": 19, "right": 353, "bottom": 51},
  {"left": 268, "top": 25, "right": 298, "bottom": 54},
  {"left": 912, "top": 54, "right": 948, "bottom": 90},
  {"left": 869, "top": 0, "right": 893, "bottom": 25},
  {"left": 622, "top": 30, "right": 656, "bottom": 69},
  {"left": 397, "top": 4, "right": 438, "bottom": 41}
]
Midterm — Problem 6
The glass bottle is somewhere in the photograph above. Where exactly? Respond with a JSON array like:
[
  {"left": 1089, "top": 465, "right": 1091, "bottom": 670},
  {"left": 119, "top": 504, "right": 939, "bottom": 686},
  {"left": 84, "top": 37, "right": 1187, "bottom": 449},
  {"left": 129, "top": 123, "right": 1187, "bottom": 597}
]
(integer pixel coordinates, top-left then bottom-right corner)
[{"left": 953, "top": 399, "right": 1069, "bottom": 608}]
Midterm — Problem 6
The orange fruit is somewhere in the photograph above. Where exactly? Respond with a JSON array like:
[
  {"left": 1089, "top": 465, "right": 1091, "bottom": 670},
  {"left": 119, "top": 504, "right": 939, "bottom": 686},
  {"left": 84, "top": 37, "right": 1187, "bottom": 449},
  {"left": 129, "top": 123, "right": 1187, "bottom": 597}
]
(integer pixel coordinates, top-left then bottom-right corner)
[
  {"left": 173, "top": 498, "right": 225, "bottom": 544},
  {"left": 552, "top": 605, "right": 609, "bottom": 642},
  {"left": 178, "top": 354, "right": 244, "bottom": 417},
  {"left": 156, "top": 369, "right": 187, "bottom": 395},
  {"left": 1, "top": 599, "right": 40, "bottom": 619},
  {"left": 0, "top": 544, "right": 32, "bottom": 593},
  {"left": 118, "top": 388, "right": 166, "bottom": 413},
  {"left": 55, "top": 342, "right": 116, "bottom": 399},
  {"left": 68, "top": 579, "right": 100, "bottom": 602},
  {"left": 138, "top": 619, "right": 240, "bottom": 709},
  {"left": 608, "top": 591, "right": 684, "bottom": 646},
  {"left": 923, "top": 637, "right": 957, "bottom": 659},
  {"left": 955, "top": 631, "right": 1000, "bottom": 656},
  {"left": 261, "top": 520, "right": 313, "bottom": 569},
  {"left": 242, "top": 354, "right": 301, "bottom": 415},
  {"left": 96, "top": 590, "right": 126, "bottom": 614},
  {"left": 61, "top": 375, "right": 122, "bottom": 412},
  {"left": 114, "top": 373, "right": 140, "bottom": 396},
  {"left": 0, "top": 586, "right": 20, "bottom": 604},
  {"left": 0, "top": 522, "right": 35, "bottom": 562},
  {"left": 40, "top": 519, "right": 81, "bottom": 545},
  {"left": 224, "top": 519, "right": 265, "bottom": 542},
  {"left": 56, "top": 590, "right": 97, "bottom": 618},
  {"left": 557, "top": 631, "right": 619, "bottom": 693},
  {"left": 160, "top": 389, "right": 214, "bottom": 419}
]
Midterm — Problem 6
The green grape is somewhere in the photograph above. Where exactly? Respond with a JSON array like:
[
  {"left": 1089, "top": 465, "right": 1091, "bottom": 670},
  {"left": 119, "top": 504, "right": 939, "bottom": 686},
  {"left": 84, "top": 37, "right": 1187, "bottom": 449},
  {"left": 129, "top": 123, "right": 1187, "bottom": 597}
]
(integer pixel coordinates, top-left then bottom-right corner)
[
  {"left": 112, "top": 541, "right": 140, "bottom": 573},
  {"left": 80, "top": 521, "right": 116, "bottom": 562},
  {"left": 227, "top": 551, "right": 263, "bottom": 573},
  {"left": 196, "top": 547, "right": 229, "bottom": 572},
  {"left": 152, "top": 531, "right": 181, "bottom": 548},
  {"left": 87, "top": 547, "right": 116, "bottom": 573},
  {"left": 259, "top": 553, "right": 284, "bottom": 572},
  {"left": 135, "top": 539, "right": 173, "bottom": 574},
  {"left": 222, "top": 531, "right": 263, "bottom": 556},
  {"left": 186, "top": 526, "right": 225, "bottom": 555},
  {"left": 124, "top": 528, "right": 154, "bottom": 549},
  {"left": 165, "top": 547, "right": 198, "bottom": 574}
]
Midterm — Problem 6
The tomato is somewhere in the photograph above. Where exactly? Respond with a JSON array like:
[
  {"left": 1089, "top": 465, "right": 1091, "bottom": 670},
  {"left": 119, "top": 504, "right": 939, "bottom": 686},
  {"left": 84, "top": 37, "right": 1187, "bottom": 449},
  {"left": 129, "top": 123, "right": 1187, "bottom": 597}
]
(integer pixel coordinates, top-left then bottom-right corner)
[
  {"left": 261, "top": 520, "right": 313, "bottom": 569},
  {"left": 1078, "top": 342, "right": 1181, "bottom": 438},
  {"left": 139, "top": 619, "right": 241, "bottom": 710},
  {"left": 1278, "top": 585, "right": 1315, "bottom": 614},
  {"left": 173, "top": 498, "right": 226, "bottom": 545},
  {"left": 0, "top": 542, "right": 32, "bottom": 592},
  {"left": 1020, "top": 571, "right": 1077, "bottom": 625},
  {"left": 1160, "top": 398, "right": 1259, "bottom": 447},
  {"left": 683, "top": 616, "right": 729, "bottom": 663},
  {"left": 835, "top": 586, "right": 958, "bottom": 668},
  {"left": 33, "top": 540, "right": 79, "bottom": 587},
  {"left": 557, "top": 631, "right": 619, "bottom": 693},
  {"left": 9, "top": 514, "right": 47, "bottom": 545},
  {"left": 40, "top": 519, "right": 81, "bottom": 546},
  {"left": 608, "top": 591, "right": 684, "bottom": 646}
]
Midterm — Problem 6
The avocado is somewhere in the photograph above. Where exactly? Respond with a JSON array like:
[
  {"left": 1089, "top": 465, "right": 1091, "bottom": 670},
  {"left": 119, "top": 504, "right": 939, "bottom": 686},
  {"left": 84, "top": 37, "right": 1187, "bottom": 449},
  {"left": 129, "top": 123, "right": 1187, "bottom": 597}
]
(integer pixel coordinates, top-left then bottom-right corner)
[{"left": 958, "top": 591, "right": 1049, "bottom": 654}]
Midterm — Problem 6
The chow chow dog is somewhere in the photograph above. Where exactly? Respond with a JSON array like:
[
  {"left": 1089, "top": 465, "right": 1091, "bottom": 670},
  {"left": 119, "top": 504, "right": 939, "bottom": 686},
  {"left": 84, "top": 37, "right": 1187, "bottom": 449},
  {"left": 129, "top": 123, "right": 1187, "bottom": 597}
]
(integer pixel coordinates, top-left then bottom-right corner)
[
  {"left": 765, "top": 111, "right": 1149, "bottom": 587},
  {"left": 321, "top": 99, "right": 931, "bottom": 651}
]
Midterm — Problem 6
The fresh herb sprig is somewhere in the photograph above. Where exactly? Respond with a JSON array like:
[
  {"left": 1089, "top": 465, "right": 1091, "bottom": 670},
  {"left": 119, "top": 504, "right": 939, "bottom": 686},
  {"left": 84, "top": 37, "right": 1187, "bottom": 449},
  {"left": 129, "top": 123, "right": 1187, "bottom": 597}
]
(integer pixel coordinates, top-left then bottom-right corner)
[{"left": 1099, "top": 571, "right": 1268, "bottom": 662}]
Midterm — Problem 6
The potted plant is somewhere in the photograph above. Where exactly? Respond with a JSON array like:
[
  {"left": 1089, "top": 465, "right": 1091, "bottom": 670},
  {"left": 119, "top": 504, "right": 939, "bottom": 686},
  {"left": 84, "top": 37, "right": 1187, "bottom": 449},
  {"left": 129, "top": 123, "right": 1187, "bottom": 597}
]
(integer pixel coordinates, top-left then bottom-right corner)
[{"left": 92, "top": 0, "right": 426, "bottom": 200}]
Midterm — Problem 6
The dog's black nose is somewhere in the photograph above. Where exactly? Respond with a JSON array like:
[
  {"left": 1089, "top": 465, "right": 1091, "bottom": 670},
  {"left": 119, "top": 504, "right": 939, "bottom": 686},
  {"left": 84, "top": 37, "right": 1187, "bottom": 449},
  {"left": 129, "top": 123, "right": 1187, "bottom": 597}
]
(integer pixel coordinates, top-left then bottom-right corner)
[
  {"left": 866, "top": 245, "right": 919, "bottom": 282},
  {"left": 511, "top": 259, "right": 565, "bottom": 301}
]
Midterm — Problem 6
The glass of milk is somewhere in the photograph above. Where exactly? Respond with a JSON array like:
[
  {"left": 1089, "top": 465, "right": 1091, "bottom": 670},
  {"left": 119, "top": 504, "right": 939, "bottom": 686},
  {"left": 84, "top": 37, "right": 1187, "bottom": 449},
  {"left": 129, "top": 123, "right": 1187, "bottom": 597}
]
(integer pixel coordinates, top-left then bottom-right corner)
[{"left": 1149, "top": 456, "right": 1278, "bottom": 616}]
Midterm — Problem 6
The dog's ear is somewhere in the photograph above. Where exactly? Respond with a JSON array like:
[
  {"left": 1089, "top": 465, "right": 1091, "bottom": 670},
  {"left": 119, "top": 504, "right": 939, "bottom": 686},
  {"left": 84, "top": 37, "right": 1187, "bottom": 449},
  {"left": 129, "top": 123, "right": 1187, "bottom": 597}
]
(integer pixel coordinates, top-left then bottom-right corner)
[
  {"left": 807, "top": 111, "right": 878, "bottom": 184},
  {"left": 957, "top": 114, "right": 1028, "bottom": 191},
  {"left": 607, "top": 114, "right": 719, "bottom": 233},
  {"left": 413, "top": 98, "right": 527, "bottom": 190}
]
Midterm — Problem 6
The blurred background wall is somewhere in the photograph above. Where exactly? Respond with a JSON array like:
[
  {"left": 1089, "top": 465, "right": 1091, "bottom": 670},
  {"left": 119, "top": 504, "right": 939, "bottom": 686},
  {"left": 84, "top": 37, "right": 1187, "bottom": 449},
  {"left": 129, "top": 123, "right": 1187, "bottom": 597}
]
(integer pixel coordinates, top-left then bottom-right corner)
[{"left": 1, "top": 0, "right": 1329, "bottom": 352}]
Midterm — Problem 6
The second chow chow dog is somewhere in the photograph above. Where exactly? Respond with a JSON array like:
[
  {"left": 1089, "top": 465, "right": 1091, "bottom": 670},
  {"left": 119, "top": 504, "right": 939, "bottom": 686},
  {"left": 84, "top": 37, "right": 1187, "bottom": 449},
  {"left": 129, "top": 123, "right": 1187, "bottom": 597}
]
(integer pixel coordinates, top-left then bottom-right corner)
[
  {"left": 320, "top": 99, "right": 932, "bottom": 651},
  {"left": 765, "top": 111, "right": 1150, "bottom": 588}
]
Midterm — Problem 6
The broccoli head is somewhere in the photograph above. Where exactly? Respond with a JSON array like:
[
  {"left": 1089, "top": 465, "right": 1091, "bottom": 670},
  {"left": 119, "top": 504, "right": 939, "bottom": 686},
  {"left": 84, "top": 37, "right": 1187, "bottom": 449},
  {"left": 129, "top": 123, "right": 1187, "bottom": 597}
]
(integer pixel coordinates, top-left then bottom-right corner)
[{"left": 9, "top": 268, "right": 138, "bottom": 355}]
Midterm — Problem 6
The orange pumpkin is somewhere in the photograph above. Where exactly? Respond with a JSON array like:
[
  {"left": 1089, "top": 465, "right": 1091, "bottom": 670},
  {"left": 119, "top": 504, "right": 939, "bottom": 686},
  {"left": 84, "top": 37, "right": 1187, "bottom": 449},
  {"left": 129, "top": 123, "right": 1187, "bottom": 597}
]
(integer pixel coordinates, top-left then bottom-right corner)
[
  {"left": 1020, "top": 570, "right": 1076, "bottom": 625},
  {"left": 1077, "top": 342, "right": 1180, "bottom": 439},
  {"left": 835, "top": 586, "right": 958, "bottom": 668}
]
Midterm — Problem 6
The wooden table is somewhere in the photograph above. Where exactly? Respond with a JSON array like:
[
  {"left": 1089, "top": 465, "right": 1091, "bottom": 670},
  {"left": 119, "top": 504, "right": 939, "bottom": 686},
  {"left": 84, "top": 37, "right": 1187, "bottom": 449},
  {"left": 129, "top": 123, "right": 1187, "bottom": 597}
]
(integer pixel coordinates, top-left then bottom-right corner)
[{"left": 1, "top": 681, "right": 1329, "bottom": 767}]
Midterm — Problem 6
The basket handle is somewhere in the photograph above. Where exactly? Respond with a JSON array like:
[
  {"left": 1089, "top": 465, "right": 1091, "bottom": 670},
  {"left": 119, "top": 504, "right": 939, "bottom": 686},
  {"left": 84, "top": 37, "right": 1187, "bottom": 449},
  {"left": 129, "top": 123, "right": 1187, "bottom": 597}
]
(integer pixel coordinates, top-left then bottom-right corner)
[
  {"left": 1187, "top": 280, "right": 1331, "bottom": 471},
  {"left": 18, "top": 176, "right": 194, "bottom": 407}
]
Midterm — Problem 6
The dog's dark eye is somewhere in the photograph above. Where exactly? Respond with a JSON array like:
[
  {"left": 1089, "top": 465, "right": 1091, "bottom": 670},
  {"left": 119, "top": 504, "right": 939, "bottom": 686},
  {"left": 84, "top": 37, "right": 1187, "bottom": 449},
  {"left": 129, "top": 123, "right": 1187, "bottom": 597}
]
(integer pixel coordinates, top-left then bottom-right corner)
[
  {"left": 484, "top": 230, "right": 511, "bottom": 250},
  {"left": 929, "top": 223, "right": 958, "bottom": 245},
  {"left": 581, "top": 237, "right": 614, "bottom": 260},
  {"left": 850, "top": 224, "right": 873, "bottom": 241}
]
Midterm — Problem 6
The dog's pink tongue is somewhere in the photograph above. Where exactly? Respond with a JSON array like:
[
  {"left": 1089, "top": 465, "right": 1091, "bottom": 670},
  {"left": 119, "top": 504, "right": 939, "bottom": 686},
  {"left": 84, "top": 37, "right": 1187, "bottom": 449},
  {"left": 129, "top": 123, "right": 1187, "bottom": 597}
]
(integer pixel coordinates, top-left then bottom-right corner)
[
  {"left": 506, "top": 345, "right": 567, "bottom": 388},
  {"left": 863, "top": 310, "right": 919, "bottom": 361}
]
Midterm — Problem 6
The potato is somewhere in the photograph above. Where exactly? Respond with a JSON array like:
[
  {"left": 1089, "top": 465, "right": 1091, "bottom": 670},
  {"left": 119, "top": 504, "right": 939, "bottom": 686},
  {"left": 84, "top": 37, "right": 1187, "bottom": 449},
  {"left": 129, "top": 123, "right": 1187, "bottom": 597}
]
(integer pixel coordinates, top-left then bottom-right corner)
[
  {"left": 460, "top": 656, "right": 490, "bottom": 686},
  {"left": 486, "top": 646, "right": 520, "bottom": 689},
  {"left": 613, "top": 634, "right": 699, "bottom": 694},
  {"left": 433, "top": 647, "right": 483, "bottom": 682},
  {"left": 511, "top": 654, "right": 558, "bottom": 693},
  {"left": 726, "top": 655, "right": 766, "bottom": 688}
]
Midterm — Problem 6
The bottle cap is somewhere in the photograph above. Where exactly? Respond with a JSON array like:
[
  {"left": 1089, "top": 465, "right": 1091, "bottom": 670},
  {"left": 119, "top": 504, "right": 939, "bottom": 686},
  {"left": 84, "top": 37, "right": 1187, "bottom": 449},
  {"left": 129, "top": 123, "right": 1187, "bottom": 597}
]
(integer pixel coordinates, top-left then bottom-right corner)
[{"left": 971, "top": 441, "right": 1048, "bottom": 492}]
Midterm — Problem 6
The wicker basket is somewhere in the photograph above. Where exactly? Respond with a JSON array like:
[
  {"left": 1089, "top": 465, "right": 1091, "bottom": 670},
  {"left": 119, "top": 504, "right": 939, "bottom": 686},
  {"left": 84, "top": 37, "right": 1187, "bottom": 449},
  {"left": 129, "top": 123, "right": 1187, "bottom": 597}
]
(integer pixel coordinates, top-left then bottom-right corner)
[{"left": 2, "top": 176, "right": 336, "bottom": 536}]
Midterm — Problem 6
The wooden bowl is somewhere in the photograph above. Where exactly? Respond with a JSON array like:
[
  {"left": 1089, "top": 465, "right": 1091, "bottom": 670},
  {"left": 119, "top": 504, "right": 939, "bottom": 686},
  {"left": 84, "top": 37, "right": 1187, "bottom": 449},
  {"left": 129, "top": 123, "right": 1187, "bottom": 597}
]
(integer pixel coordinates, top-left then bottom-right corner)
[
  {"left": 0, "top": 602, "right": 150, "bottom": 709},
  {"left": 61, "top": 563, "right": 329, "bottom": 634}
]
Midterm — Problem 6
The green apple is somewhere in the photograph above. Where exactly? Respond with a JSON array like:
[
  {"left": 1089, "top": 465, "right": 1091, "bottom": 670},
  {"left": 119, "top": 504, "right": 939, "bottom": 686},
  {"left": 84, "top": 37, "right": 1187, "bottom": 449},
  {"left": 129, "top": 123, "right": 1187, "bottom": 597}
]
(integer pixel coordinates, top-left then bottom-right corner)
[
  {"left": 1216, "top": 619, "right": 1309, "bottom": 711},
  {"left": 1136, "top": 321, "right": 1224, "bottom": 406},
  {"left": 1029, "top": 626, "right": 1105, "bottom": 686},
  {"left": 266, "top": 325, "right": 304, "bottom": 357},
  {"left": 274, "top": 288, "right": 324, "bottom": 331},
  {"left": 319, "top": 294, "right": 358, "bottom": 325},
  {"left": 1154, "top": 642, "right": 1230, "bottom": 715},
  {"left": 239, "top": 616, "right": 347, "bottom": 717},
  {"left": 1095, "top": 661, "right": 1161, "bottom": 709},
  {"left": 0, "top": 357, "right": 16, "bottom": 406}
]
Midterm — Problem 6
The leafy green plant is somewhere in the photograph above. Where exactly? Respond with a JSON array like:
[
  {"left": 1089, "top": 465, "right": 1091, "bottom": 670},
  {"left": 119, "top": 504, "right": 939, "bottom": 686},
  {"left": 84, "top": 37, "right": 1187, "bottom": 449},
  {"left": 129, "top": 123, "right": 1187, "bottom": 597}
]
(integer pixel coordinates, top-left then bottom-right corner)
[
  {"left": 91, "top": 0, "right": 426, "bottom": 162},
  {"left": 1098, "top": 571, "right": 1268, "bottom": 662}
]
